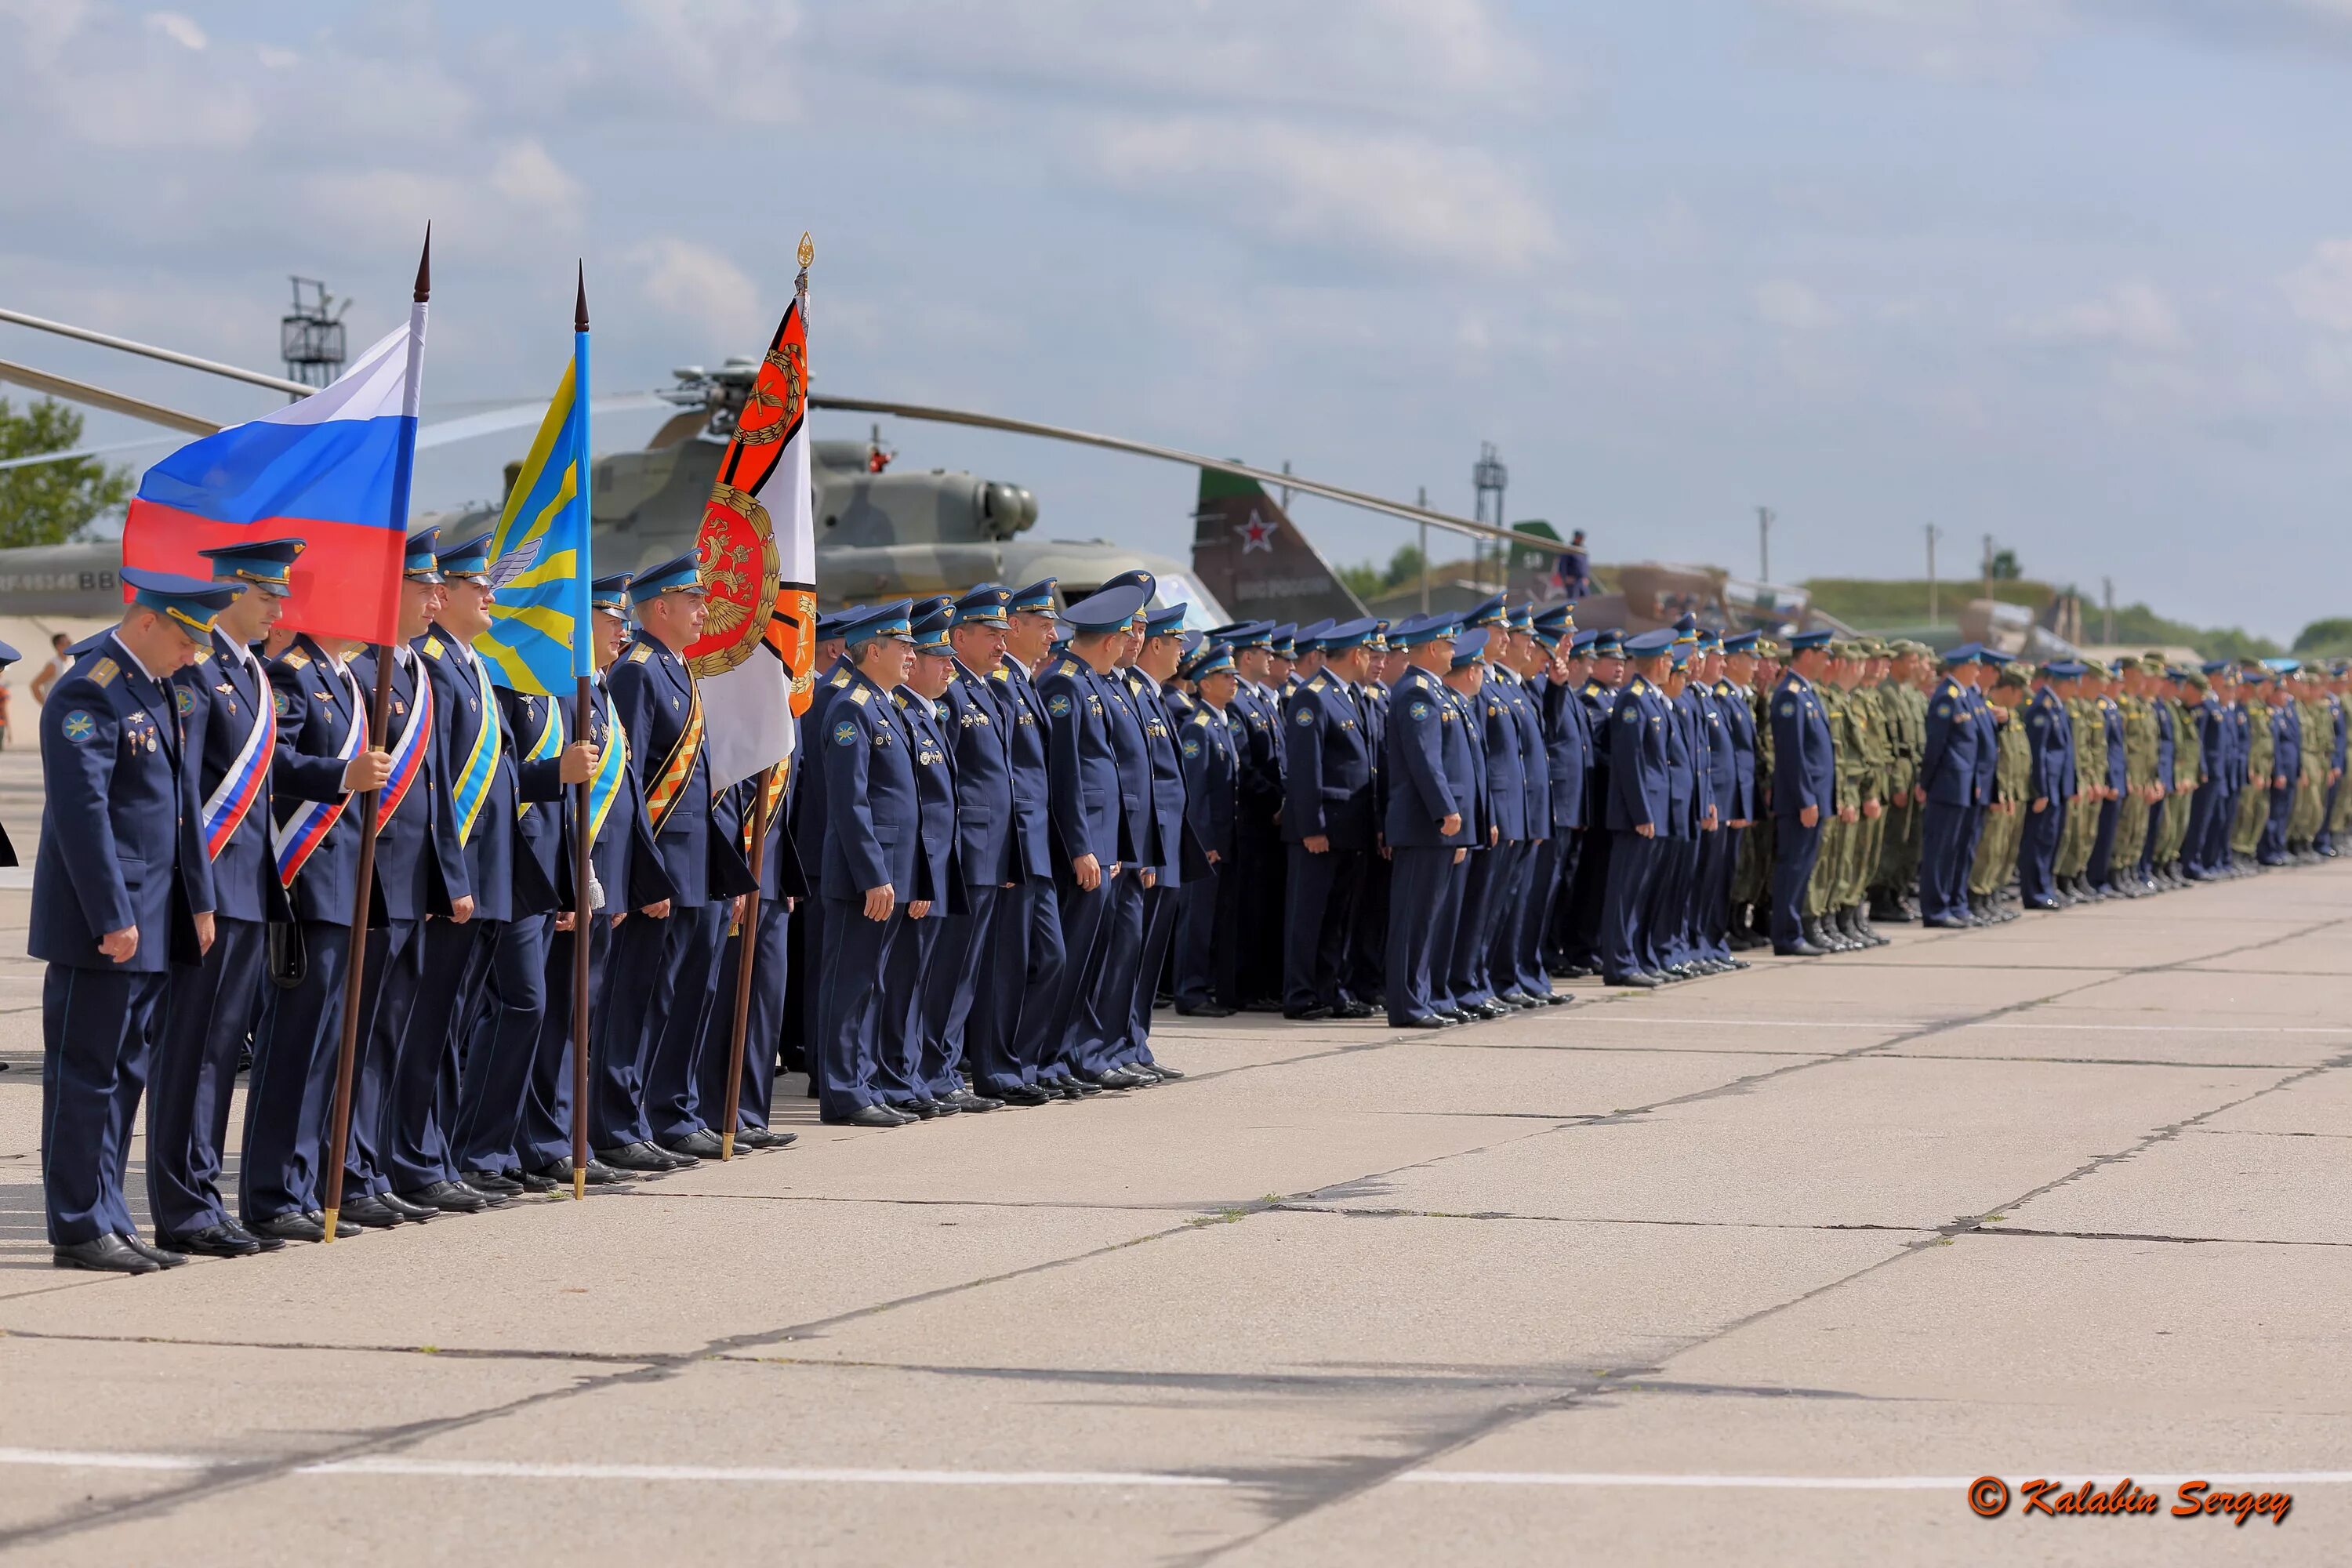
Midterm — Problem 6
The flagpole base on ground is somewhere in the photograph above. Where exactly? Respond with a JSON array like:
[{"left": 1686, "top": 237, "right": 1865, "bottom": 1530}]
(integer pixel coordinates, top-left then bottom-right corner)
[{"left": 321, "top": 1207, "right": 339, "bottom": 1244}]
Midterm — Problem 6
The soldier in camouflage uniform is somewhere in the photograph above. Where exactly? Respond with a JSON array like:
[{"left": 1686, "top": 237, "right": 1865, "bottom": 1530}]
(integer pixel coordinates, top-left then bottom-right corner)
[
  {"left": 1835, "top": 641, "right": 1893, "bottom": 946},
  {"left": 2232, "top": 677, "right": 2274, "bottom": 866},
  {"left": 2325, "top": 666, "right": 2352, "bottom": 854},
  {"left": 1729, "top": 640, "right": 1779, "bottom": 949},
  {"left": 2289, "top": 671, "right": 2329, "bottom": 861},
  {"left": 1802, "top": 647, "right": 1856, "bottom": 950},
  {"left": 2154, "top": 667, "right": 2204, "bottom": 887},
  {"left": 1968, "top": 662, "right": 2031, "bottom": 920},
  {"left": 1869, "top": 641, "right": 1929, "bottom": 924},
  {"left": 2110, "top": 659, "right": 2160, "bottom": 895},
  {"left": 2056, "top": 673, "right": 2108, "bottom": 901}
]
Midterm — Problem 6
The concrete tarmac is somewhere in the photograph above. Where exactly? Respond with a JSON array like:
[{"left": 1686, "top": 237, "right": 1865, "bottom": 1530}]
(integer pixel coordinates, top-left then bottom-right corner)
[{"left": 2, "top": 855, "right": 2350, "bottom": 1565}]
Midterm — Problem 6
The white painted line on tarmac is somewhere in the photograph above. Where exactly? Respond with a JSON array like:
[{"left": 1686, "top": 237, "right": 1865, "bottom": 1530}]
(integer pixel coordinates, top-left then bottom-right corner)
[
  {"left": 1397, "top": 1470, "right": 2352, "bottom": 1489},
  {"left": 1580, "top": 1017, "right": 2352, "bottom": 1036},
  {"left": 0, "top": 1446, "right": 1227, "bottom": 1487}
]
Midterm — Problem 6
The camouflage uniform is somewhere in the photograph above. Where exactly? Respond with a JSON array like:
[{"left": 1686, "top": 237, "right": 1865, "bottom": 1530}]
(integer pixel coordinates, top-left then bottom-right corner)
[
  {"left": 1839, "top": 679, "right": 1892, "bottom": 911},
  {"left": 2112, "top": 687, "right": 2158, "bottom": 877},
  {"left": 2156, "top": 684, "right": 2201, "bottom": 872},
  {"left": 1733, "top": 670, "right": 1777, "bottom": 910},
  {"left": 1970, "top": 694, "right": 2031, "bottom": 900},
  {"left": 2233, "top": 695, "right": 2274, "bottom": 860},
  {"left": 2057, "top": 692, "right": 2107, "bottom": 883},
  {"left": 2291, "top": 689, "right": 2328, "bottom": 851},
  {"left": 1805, "top": 680, "right": 1853, "bottom": 920},
  {"left": 1872, "top": 664, "right": 1926, "bottom": 906}
]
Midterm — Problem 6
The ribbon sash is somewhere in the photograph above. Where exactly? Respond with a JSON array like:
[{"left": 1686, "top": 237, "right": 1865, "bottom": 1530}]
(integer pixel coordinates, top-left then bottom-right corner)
[
  {"left": 742, "top": 759, "right": 789, "bottom": 856},
  {"left": 201, "top": 667, "right": 276, "bottom": 859},
  {"left": 376, "top": 667, "right": 436, "bottom": 829},
  {"left": 272, "top": 667, "right": 365, "bottom": 888},
  {"left": 448, "top": 650, "right": 504, "bottom": 846},
  {"left": 517, "top": 691, "right": 563, "bottom": 819},
  {"left": 588, "top": 690, "right": 627, "bottom": 842},
  {"left": 642, "top": 684, "right": 704, "bottom": 835}
]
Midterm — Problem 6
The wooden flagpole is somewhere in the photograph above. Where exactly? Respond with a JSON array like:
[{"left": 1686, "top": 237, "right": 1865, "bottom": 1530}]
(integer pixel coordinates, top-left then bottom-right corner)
[
  {"left": 569, "top": 267, "right": 595, "bottom": 1200},
  {"left": 717, "top": 761, "right": 780, "bottom": 1160}
]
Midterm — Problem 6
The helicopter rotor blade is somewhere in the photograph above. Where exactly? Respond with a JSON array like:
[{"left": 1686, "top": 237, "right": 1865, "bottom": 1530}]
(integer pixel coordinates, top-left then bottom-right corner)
[
  {"left": 0, "top": 358, "right": 222, "bottom": 435},
  {"left": 808, "top": 395, "right": 1550, "bottom": 551},
  {"left": 0, "top": 306, "right": 314, "bottom": 397}
]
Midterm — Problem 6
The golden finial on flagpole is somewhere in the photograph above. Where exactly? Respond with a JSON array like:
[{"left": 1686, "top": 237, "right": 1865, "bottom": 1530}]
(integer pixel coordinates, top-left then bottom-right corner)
[{"left": 796, "top": 231, "right": 813, "bottom": 300}]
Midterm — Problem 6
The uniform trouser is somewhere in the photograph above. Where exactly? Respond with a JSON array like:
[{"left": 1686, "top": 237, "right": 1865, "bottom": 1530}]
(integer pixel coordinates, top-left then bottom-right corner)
[
  {"left": 1803, "top": 817, "right": 1838, "bottom": 918},
  {"left": 2089, "top": 797, "right": 2122, "bottom": 887},
  {"left": 147, "top": 914, "right": 264, "bottom": 1234},
  {"left": 1284, "top": 843, "right": 1362, "bottom": 1012},
  {"left": 387, "top": 915, "right": 494, "bottom": 1192},
  {"left": 1639, "top": 833, "right": 1690, "bottom": 971},
  {"left": 2201, "top": 786, "right": 2234, "bottom": 869},
  {"left": 977, "top": 879, "right": 1061, "bottom": 1094},
  {"left": 877, "top": 911, "right": 943, "bottom": 1106},
  {"left": 1918, "top": 802, "right": 1969, "bottom": 920},
  {"left": 1563, "top": 821, "right": 1612, "bottom": 969},
  {"left": 1122, "top": 880, "right": 1181, "bottom": 1066},
  {"left": 1385, "top": 845, "right": 1455, "bottom": 1024},
  {"left": 1174, "top": 863, "right": 1221, "bottom": 1012},
  {"left": 1694, "top": 826, "right": 1733, "bottom": 961},
  {"left": 1069, "top": 869, "right": 1146, "bottom": 1076},
  {"left": 42, "top": 964, "right": 169, "bottom": 1247},
  {"left": 1047, "top": 875, "right": 1115, "bottom": 1080},
  {"left": 2019, "top": 800, "right": 2066, "bottom": 903},
  {"left": 699, "top": 899, "right": 789, "bottom": 1131},
  {"left": 2261, "top": 784, "right": 2294, "bottom": 861},
  {"left": 1875, "top": 800, "right": 1918, "bottom": 895},
  {"left": 793, "top": 893, "right": 829, "bottom": 1081},
  {"left": 919, "top": 890, "right": 993, "bottom": 1099},
  {"left": 450, "top": 912, "right": 552, "bottom": 1175},
  {"left": 517, "top": 915, "right": 608, "bottom": 1171},
  {"left": 1236, "top": 813, "right": 1284, "bottom": 1004},
  {"left": 1449, "top": 844, "right": 1506, "bottom": 1004},
  {"left": 594, "top": 903, "right": 703, "bottom": 1146},
  {"left": 1432, "top": 847, "right": 1471, "bottom": 1011},
  {"left": 240, "top": 920, "right": 352, "bottom": 1222},
  {"left": 1345, "top": 848, "right": 1389, "bottom": 1004},
  {"left": 1768, "top": 815, "right": 1823, "bottom": 949},
  {"left": 816, "top": 895, "right": 904, "bottom": 1118},
  {"left": 644, "top": 901, "right": 730, "bottom": 1142},
  {"left": 1482, "top": 840, "right": 1535, "bottom": 994},
  {"left": 345, "top": 917, "right": 423, "bottom": 1199},
  {"left": 1519, "top": 831, "right": 1577, "bottom": 994},
  {"left": 1602, "top": 829, "right": 1662, "bottom": 979}
]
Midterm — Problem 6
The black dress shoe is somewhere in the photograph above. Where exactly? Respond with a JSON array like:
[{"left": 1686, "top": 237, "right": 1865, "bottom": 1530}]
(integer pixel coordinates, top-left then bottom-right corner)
[
  {"left": 660, "top": 1128, "right": 728, "bottom": 1160},
  {"left": 305, "top": 1209, "right": 361, "bottom": 1239},
  {"left": 597, "top": 1142, "right": 680, "bottom": 1173},
  {"left": 340, "top": 1193, "right": 404, "bottom": 1229},
  {"left": 1283, "top": 1005, "right": 1334, "bottom": 1022},
  {"left": 948, "top": 1091, "right": 1004, "bottom": 1112},
  {"left": 1394, "top": 1014, "right": 1449, "bottom": 1029},
  {"left": 460, "top": 1181, "right": 514, "bottom": 1208},
  {"left": 1436, "top": 1007, "right": 1474, "bottom": 1022},
  {"left": 999, "top": 1085, "right": 1054, "bottom": 1106},
  {"left": 1142, "top": 1062, "right": 1184, "bottom": 1080},
  {"left": 220, "top": 1218, "right": 285, "bottom": 1253},
  {"left": 1603, "top": 972, "right": 1660, "bottom": 988},
  {"left": 398, "top": 1181, "right": 486, "bottom": 1215},
  {"left": 1332, "top": 1000, "right": 1378, "bottom": 1019},
  {"left": 1176, "top": 1004, "right": 1236, "bottom": 1018},
  {"left": 825, "top": 1104, "right": 912, "bottom": 1127},
  {"left": 54, "top": 1235, "right": 158, "bottom": 1274},
  {"left": 462, "top": 1170, "right": 525, "bottom": 1196},
  {"left": 157, "top": 1223, "right": 261, "bottom": 1258},
  {"left": 122, "top": 1234, "right": 187, "bottom": 1269},
  {"left": 252, "top": 1211, "right": 325, "bottom": 1243},
  {"left": 514, "top": 1168, "right": 561, "bottom": 1194},
  {"left": 379, "top": 1191, "right": 439, "bottom": 1221}
]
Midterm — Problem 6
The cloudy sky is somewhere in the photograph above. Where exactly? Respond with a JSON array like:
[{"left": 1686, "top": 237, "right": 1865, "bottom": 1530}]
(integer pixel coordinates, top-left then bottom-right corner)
[{"left": 5, "top": 0, "right": 2352, "bottom": 636}]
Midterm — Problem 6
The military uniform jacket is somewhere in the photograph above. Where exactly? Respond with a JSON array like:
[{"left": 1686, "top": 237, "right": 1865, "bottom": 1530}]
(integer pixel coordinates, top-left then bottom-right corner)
[
  {"left": 2151, "top": 698, "right": 2176, "bottom": 791},
  {"left": 2025, "top": 688, "right": 2076, "bottom": 801},
  {"left": 1690, "top": 684, "right": 1735, "bottom": 828},
  {"left": 347, "top": 644, "right": 469, "bottom": 923},
  {"left": 792, "top": 658, "right": 852, "bottom": 893},
  {"left": 939, "top": 659, "right": 1018, "bottom": 888},
  {"left": 2100, "top": 698, "right": 2127, "bottom": 792},
  {"left": 1580, "top": 678, "right": 1617, "bottom": 826},
  {"left": 31, "top": 631, "right": 210, "bottom": 971},
  {"left": 1098, "top": 664, "right": 1156, "bottom": 868},
  {"left": 989, "top": 656, "right": 1055, "bottom": 881},
  {"left": 1382, "top": 666, "right": 1474, "bottom": 848},
  {"left": 1967, "top": 686, "right": 1998, "bottom": 804},
  {"left": 609, "top": 632, "right": 728, "bottom": 909},
  {"left": 1767, "top": 672, "right": 1835, "bottom": 821},
  {"left": 570, "top": 670, "right": 673, "bottom": 915},
  {"left": 1537, "top": 672, "right": 1592, "bottom": 832},
  {"left": 1126, "top": 667, "right": 1195, "bottom": 881},
  {"left": 895, "top": 688, "right": 960, "bottom": 907},
  {"left": 1662, "top": 684, "right": 1702, "bottom": 837},
  {"left": 1038, "top": 654, "right": 1127, "bottom": 868},
  {"left": 173, "top": 626, "right": 291, "bottom": 927},
  {"left": 265, "top": 635, "right": 374, "bottom": 924},
  {"left": 2271, "top": 701, "right": 2302, "bottom": 784},
  {"left": 1470, "top": 670, "right": 1531, "bottom": 842},
  {"left": 1451, "top": 684, "right": 1494, "bottom": 844},
  {"left": 1232, "top": 681, "right": 1285, "bottom": 818},
  {"left": 1179, "top": 702, "right": 1238, "bottom": 859},
  {"left": 1921, "top": 675, "right": 1982, "bottom": 806},
  {"left": 822, "top": 663, "right": 925, "bottom": 895},
  {"left": 1284, "top": 671, "right": 1377, "bottom": 849},
  {"left": 1502, "top": 668, "right": 1552, "bottom": 839},
  {"left": 1713, "top": 679, "right": 1755, "bottom": 822},
  {"left": 494, "top": 684, "right": 572, "bottom": 919},
  {"left": 1606, "top": 676, "right": 1675, "bottom": 832},
  {"left": 417, "top": 624, "right": 524, "bottom": 924}
]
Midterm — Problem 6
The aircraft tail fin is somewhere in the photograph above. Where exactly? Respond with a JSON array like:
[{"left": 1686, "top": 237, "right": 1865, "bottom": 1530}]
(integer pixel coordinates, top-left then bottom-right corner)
[{"left": 1189, "top": 467, "right": 1366, "bottom": 626}]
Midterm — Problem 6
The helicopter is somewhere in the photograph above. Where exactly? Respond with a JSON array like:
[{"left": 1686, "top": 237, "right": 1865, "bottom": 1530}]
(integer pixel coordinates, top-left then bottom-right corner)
[{"left": 0, "top": 303, "right": 1573, "bottom": 628}]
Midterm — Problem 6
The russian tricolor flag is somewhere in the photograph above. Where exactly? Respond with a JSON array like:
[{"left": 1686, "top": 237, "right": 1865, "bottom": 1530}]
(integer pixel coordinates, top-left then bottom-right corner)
[{"left": 124, "top": 282, "right": 426, "bottom": 648}]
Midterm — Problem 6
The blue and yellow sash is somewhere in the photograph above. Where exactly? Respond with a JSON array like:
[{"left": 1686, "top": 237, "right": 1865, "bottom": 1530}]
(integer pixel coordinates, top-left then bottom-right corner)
[
  {"left": 588, "top": 691, "right": 627, "bottom": 842},
  {"left": 448, "top": 650, "right": 504, "bottom": 847},
  {"left": 516, "top": 694, "right": 562, "bottom": 819}
]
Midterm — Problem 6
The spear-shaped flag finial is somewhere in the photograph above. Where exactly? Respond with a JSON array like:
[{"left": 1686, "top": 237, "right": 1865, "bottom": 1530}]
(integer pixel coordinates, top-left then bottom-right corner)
[
  {"left": 414, "top": 223, "right": 432, "bottom": 304},
  {"left": 575, "top": 260, "right": 589, "bottom": 332}
]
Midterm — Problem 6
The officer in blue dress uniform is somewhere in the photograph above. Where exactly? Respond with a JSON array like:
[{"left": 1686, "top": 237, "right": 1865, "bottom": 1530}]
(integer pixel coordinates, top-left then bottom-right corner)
[
  {"left": 787, "top": 607, "right": 860, "bottom": 1093},
  {"left": 1766, "top": 628, "right": 1838, "bottom": 957},
  {"left": 1559, "top": 628, "right": 1624, "bottom": 975},
  {"left": 147, "top": 539, "right": 303, "bottom": 1258},
  {"left": 1448, "top": 598, "right": 1522, "bottom": 1014},
  {"left": 878, "top": 604, "right": 971, "bottom": 1115},
  {"left": 1521, "top": 604, "right": 1584, "bottom": 1003},
  {"left": 1436, "top": 630, "right": 1495, "bottom": 1018},
  {"left": 241, "top": 586, "right": 397, "bottom": 1243},
  {"left": 1175, "top": 643, "right": 1240, "bottom": 1016},
  {"left": 1707, "top": 630, "right": 1758, "bottom": 968},
  {"left": 2019, "top": 662, "right": 2079, "bottom": 908},
  {"left": 1686, "top": 629, "right": 1739, "bottom": 971},
  {"left": 1214, "top": 619, "right": 1286, "bottom": 1011},
  {"left": 1643, "top": 630, "right": 1706, "bottom": 978},
  {"left": 816, "top": 601, "right": 930, "bottom": 1126},
  {"left": 1036, "top": 582, "right": 1154, "bottom": 1088},
  {"left": 343, "top": 530, "right": 475, "bottom": 1229},
  {"left": 517, "top": 573, "right": 671, "bottom": 1185},
  {"left": 1282, "top": 616, "right": 1380, "bottom": 1019},
  {"left": 1484, "top": 604, "right": 1552, "bottom": 1004},
  {"left": 37, "top": 568, "right": 234, "bottom": 1272},
  {"left": 1342, "top": 624, "right": 1393, "bottom": 1010},
  {"left": 2089, "top": 667, "right": 2129, "bottom": 893},
  {"left": 597, "top": 551, "right": 754, "bottom": 1167},
  {"left": 2261, "top": 666, "right": 2301, "bottom": 866},
  {"left": 992, "top": 579, "right": 1073, "bottom": 1095},
  {"left": 1380, "top": 615, "right": 1474, "bottom": 1027},
  {"left": 1917, "top": 643, "right": 1985, "bottom": 927},
  {"left": 1116, "top": 601, "right": 1195, "bottom": 1076},
  {"left": 1965, "top": 648, "right": 2003, "bottom": 884},
  {"left": 1597, "top": 630, "right": 1675, "bottom": 985},
  {"left": 697, "top": 729, "right": 807, "bottom": 1147}
]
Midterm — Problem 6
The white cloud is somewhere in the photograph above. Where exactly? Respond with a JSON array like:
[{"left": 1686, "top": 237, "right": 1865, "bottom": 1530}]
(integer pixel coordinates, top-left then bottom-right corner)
[
  {"left": 618, "top": 0, "right": 805, "bottom": 124},
  {"left": 144, "top": 9, "right": 203, "bottom": 50},
  {"left": 1089, "top": 116, "right": 1557, "bottom": 274},
  {"left": 2284, "top": 239, "right": 2352, "bottom": 331},
  {"left": 631, "top": 238, "right": 764, "bottom": 351},
  {"left": 1758, "top": 0, "right": 2074, "bottom": 78},
  {"left": 2020, "top": 281, "right": 2187, "bottom": 353},
  {"left": 488, "top": 140, "right": 584, "bottom": 224},
  {"left": 1754, "top": 279, "right": 1837, "bottom": 330}
]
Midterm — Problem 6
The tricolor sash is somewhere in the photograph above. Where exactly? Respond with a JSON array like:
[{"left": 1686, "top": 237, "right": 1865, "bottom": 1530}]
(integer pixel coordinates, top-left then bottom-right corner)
[
  {"left": 642, "top": 684, "right": 704, "bottom": 835},
  {"left": 273, "top": 666, "right": 365, "bottom": 888},
  {"left": 516, "top": 693, "right": 562, "bottom": 819},
  {"left": 742, "top": 759, "right": 789, "bottom": 856},
  {"left": 588, "top": 690, "right": 627, "bottom": 842},
  {"left": 376, "top": 667, "right": 435, "bottom": 829},
  {"left": 201, "top": 669, "right": 276, "bottom": 860},
  {"left": 449, "top": 649, "right": 504, "bottom": 846}
]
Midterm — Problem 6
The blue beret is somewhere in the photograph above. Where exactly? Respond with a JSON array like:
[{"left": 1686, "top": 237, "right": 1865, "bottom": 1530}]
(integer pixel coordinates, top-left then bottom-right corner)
[
  {"left": 1061, "top": 582, "right": 1152, "bottom": 634},
  {"left": 122, "top": 566, "right": 238, "bottom": 637},
  {"left": 436, "top": 531, "right": 494, "bottom": 583},
  {"left": 627, "top": 551, "right": 705, "bottom": 603},
  {"left": 196, "top": 535, "right": 306, "bottom": 596},
  {"left": 1007, "top": 578, "right": 1058, "bottom": 617},
  {"left": 403, "top": 527, "right": 444, "bottom": 583}
]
